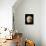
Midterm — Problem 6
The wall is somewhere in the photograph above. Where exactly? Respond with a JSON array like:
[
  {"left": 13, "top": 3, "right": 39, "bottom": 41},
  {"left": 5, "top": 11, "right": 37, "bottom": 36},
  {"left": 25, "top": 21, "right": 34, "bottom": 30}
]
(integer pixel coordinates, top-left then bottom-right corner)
[
  {"left": 13, "top": 0, "right": 41, "bottom": 46},
  {"left": 41, "top": 0, "right": 46, "bottom": 46}
]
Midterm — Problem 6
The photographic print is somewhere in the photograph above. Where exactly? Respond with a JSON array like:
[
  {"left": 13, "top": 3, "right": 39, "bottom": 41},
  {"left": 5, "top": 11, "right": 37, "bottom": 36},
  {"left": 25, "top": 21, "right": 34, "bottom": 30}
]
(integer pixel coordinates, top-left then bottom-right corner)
[{"left": 25, "top": 14, "right": 34, "bottom": 24}]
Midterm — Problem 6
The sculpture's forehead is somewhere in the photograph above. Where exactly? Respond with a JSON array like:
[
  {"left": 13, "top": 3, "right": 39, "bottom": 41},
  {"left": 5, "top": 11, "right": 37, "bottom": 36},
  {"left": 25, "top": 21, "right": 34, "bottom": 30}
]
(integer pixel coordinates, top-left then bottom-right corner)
[{"left": 27, "top": 16, "right": 32, "bottom": 19}]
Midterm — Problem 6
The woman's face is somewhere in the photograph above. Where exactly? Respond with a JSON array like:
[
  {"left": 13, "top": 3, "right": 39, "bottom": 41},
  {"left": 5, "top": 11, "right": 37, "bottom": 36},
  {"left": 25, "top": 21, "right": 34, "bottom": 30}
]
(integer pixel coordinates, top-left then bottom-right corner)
[{"left": 27, "top": 16, "right": 32, "bottom": 23}]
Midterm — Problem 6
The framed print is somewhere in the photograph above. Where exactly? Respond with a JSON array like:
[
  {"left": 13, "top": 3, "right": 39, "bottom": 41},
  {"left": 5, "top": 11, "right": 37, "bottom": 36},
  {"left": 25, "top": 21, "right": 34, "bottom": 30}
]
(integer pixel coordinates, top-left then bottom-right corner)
[{"left": 25, "top": 14, "right": 34, "bottom": 24}]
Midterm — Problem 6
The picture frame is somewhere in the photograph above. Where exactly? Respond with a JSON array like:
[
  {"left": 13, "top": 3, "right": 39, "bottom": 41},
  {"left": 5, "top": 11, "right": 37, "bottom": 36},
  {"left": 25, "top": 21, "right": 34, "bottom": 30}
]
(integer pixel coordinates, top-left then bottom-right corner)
[{"left": 25, "top": 14, "right": 34, "bottom": 24}]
